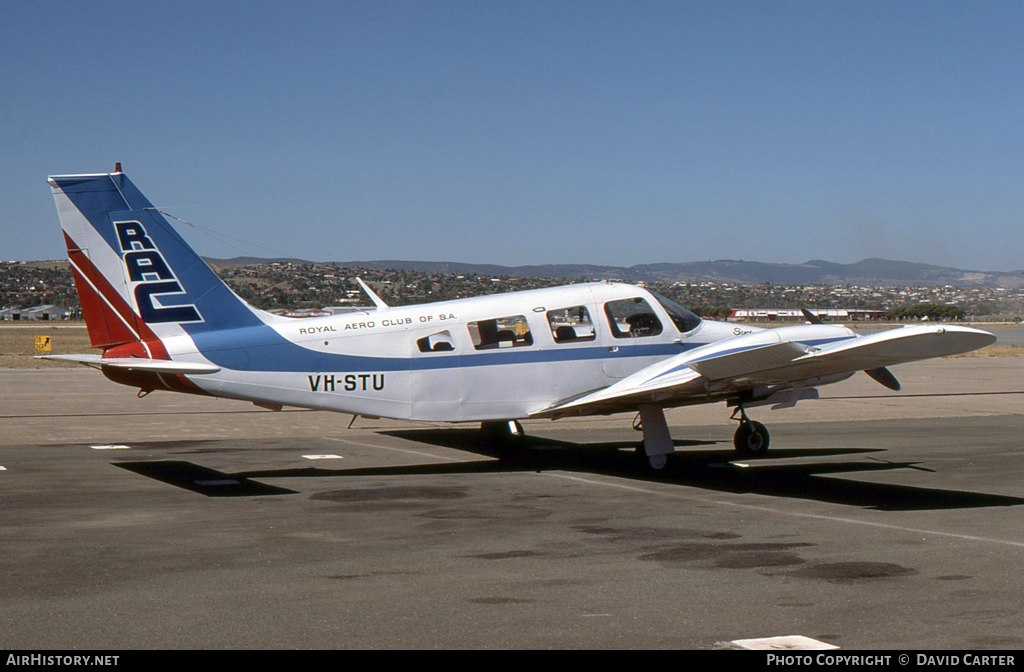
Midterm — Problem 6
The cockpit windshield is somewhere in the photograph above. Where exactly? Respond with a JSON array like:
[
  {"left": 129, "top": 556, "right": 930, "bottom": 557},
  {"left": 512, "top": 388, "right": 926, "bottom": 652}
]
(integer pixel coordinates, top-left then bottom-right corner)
[{"left": 652, "top": 292, "right": 702, "bottom": 334}]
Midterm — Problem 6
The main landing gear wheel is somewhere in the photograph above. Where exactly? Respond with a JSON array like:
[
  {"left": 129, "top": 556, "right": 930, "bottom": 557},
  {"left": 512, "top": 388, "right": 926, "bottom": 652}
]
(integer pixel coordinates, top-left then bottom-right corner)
[
  {"left": 633, "top": 405, "right": 674, "bottom": 471},
  {"left": 730, "top": 405, "right": 770, "bottom": 455},
  {"left": 733, "top": 420, "right": 770, "bottom": 454},
  {"left": 633, "top": 441, "right": 668, "bottom": 470},
  {"left": 481, "top": 420, "right": 524, "bottom": 446}
]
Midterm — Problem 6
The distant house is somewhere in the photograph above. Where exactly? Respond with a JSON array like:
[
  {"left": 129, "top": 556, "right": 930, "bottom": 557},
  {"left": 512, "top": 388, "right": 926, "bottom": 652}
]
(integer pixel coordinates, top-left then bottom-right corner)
[
  {"left": 729, "top": 308, "right": 885, "bottom": 322},
  {"left": 322, "top": 306, "right": 376, "bottom": 315},
  {"left": 3, "top": 305, "right": 72, "bottom": 321},
  {"left": 267, "top": 308, "right": 333, "bottom": 319}
]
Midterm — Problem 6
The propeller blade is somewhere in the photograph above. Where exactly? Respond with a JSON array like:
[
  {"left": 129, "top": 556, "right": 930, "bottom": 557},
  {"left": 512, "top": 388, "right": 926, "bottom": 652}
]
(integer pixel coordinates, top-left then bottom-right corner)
[
  {"left": 865, "top": 366, "right": 901, "bottom": 391},
  {"left": 800, "top": 308, "right": 823, "bottom": 325}
]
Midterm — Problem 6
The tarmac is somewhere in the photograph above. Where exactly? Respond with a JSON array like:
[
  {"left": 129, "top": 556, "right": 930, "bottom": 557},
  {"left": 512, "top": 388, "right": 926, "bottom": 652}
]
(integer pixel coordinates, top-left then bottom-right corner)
[{"left": 2, "top": 357, "right": 1024, "bottom": 649}]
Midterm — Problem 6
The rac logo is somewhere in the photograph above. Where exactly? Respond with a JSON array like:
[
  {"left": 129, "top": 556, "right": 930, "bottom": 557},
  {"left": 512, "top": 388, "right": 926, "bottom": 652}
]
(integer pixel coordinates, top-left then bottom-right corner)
[{"left": 114, "top": 220, "right": 203, "bottom": 324}]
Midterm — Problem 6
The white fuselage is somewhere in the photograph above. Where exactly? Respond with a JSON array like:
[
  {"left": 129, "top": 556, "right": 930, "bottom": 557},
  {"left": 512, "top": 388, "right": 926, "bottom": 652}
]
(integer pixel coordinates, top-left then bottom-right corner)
[{"left": 166, "top": 282, "right": 745, "bottom": 421}]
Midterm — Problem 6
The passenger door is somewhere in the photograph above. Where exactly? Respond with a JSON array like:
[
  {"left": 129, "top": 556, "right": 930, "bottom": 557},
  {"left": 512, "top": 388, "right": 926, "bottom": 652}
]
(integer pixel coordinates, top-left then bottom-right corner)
[{"left": 600, "top": 296, "right": 674, "bottom": 380}]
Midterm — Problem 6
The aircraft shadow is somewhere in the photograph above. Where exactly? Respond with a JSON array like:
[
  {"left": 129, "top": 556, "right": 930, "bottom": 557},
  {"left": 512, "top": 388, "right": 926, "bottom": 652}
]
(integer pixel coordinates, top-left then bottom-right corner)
[
  {"left": 115, "top": 461, "right": 298, "bottom": 497},
  {"left": 374, "top": 429, "right": 1024, "bottom": 511},
  {"left": 113, "top": 428, "right": 1024, "bottom": 511}
]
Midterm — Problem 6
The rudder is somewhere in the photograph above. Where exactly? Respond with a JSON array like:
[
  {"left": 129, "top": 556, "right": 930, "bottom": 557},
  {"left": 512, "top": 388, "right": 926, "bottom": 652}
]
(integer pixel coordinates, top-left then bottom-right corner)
[{"left": 49, "top": 170, "right": 267, "bottom": 350}]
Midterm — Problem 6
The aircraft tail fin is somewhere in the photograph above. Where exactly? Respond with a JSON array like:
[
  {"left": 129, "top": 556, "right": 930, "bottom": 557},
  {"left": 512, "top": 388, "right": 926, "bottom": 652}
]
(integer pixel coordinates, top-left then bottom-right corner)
[{"left": 48, "top": 170, "right": 271, "bottom": 353}]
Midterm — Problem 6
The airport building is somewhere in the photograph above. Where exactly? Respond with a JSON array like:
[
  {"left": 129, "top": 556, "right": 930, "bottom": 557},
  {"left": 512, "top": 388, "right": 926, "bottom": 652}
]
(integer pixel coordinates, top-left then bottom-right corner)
[
  {"left": 0, "top": 305, "right": 72, "bottom": 321},
  {"left": 729, "top": 308, "right": 885, "bottom": 322}
]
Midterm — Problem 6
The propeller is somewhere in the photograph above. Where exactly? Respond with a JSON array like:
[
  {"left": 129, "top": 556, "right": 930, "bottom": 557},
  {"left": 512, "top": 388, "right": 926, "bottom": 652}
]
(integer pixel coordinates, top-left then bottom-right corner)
[
  {"left": 865, "top": 366, "right": 901, "bottom": 391},
  {"left": 801, "top": 307, "right": 900, "bottom": 391},
  {"left": 800, "top": 308, "right": 823, "bottom": 325}
]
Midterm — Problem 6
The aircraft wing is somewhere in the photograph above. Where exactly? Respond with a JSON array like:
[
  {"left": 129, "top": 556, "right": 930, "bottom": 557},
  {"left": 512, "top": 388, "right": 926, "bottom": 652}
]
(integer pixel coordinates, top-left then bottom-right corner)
[
  {"left": 37, "top": 354, "right": 221, "bottom": 375},
  {"left": 533, "top": 324, "right": 995, "bottom": 418}
]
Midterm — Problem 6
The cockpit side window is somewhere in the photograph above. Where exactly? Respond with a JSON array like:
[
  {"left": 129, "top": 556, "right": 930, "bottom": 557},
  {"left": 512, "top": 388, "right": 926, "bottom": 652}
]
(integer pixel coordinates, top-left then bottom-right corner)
[
  {"left": 546, "top": 306, "right": 596, "bottom": 343},
  {"left": 467, "top": 315, "right": 533, "bottom": 350},
  {"left": 604, "top": 298, "right": 663, "bottom": 339},
  {"left": 417, "top": 330, "right": 456, "bottom": 353},
  {"left": 651, "top": 292, "right": 702, "bottom": 334}
]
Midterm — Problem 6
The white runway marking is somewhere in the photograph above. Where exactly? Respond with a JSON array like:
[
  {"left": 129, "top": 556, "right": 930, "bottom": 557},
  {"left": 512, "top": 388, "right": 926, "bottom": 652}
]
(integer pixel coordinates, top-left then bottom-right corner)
[
  {"left": 302, "top": 454, "right": 343, "bottom": 460},
  {"left": 732, "top": 635, "right": 838, "bottom": 650},
  {"left": 90, "top": 444, "right": 130, "bottom": 450}
]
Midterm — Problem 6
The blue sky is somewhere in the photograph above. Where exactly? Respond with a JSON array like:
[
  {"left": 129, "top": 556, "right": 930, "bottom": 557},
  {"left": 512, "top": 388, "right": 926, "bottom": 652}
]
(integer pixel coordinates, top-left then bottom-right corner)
[{"left": 2, "top": 1, "right": 1022, "bottom": 270}]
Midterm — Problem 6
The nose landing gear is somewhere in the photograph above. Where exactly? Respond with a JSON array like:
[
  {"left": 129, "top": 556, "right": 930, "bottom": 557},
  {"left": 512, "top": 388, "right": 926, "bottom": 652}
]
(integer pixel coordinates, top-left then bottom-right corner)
[{"left": 633, "top": 404, "right": 675, "bottom": 470}]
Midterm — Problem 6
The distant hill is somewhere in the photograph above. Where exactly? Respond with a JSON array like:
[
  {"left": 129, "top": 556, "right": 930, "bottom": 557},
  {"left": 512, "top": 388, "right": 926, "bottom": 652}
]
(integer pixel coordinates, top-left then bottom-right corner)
[{"left": 205, "top": 256, "right": 1024, "bottom": 289}]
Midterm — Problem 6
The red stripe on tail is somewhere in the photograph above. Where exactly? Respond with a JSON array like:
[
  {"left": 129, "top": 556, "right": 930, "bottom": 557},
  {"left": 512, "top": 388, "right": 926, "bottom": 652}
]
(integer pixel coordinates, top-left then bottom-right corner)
[{"left": 63, "top": 232, "right": 164, "bottom": 355}]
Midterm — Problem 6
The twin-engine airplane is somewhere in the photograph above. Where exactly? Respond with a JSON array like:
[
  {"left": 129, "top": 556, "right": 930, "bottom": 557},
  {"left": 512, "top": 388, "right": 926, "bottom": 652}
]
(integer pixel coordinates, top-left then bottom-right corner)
[{"left": 44, "top": 170, "right": 996, "bottom": 468}]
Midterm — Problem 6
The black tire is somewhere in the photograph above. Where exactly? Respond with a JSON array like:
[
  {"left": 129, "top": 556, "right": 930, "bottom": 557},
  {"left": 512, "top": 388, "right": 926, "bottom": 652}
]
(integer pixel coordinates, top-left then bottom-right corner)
[
  {"left": 734, "top": 421, "right": 770, "bottom": 454},
  {"left": 481, "top": 420, "right": 524, "bottom": 446},
  {"left": 633, "top": 441, "right": 669, "bottom": 470}
]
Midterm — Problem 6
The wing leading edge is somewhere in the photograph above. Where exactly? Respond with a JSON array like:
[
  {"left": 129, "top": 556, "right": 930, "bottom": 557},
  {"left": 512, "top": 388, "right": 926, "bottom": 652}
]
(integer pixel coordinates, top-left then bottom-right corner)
[{"left": 533, "top": 324, "right": 996, "bottom": 418}]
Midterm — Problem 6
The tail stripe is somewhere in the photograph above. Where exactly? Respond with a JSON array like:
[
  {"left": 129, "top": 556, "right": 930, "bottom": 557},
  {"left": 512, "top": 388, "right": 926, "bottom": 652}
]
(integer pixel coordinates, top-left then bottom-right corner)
[
  {"left": 63, "top": 231, "right": 167, "bottom": 360},
  {"left": 50, "top": 173, "right": 267, "bottom": 338},
  {"left": 64, "top": 232, "right": 143, "bottom": 348}
]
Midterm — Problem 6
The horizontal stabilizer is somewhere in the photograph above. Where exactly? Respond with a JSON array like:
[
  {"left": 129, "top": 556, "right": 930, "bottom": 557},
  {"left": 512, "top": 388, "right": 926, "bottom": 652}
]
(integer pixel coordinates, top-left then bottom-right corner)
[{"left": 37, "top": 354, "right": 220, "bottom": 375}]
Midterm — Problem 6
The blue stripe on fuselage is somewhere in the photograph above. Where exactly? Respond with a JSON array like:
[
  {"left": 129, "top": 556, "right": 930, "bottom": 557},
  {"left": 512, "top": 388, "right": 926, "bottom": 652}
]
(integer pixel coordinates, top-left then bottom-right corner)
[{"left": 190, "top": 325, "right": 685, "bottom": 373}]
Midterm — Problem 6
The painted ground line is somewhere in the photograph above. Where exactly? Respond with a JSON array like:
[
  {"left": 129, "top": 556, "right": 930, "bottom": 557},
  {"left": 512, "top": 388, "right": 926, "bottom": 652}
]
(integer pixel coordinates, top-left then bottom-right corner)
[{"left": 731, "top": 635, "right": 838, "bottom": 650}]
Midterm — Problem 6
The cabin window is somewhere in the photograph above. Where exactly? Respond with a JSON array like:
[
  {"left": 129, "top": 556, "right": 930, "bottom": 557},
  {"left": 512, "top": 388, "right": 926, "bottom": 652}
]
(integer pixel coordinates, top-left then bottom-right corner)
[
  {"left": 652, "top": 292, "right": 702, "bottom": 334},
  {"left": 604, "top": 298, "right": 663, "bottom": 338},
  {"left": 547, "top": 306, "right": 596, "bottom": 343},
  {"left": 417, "top": 330, "right": 456, "bottom": 352},
  {"left": 467, "top": 315, "right": 533, "bottom": 350}
]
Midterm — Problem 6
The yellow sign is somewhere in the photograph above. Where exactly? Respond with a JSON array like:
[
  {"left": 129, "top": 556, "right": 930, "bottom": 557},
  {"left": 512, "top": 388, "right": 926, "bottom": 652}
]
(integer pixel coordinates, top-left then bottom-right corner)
[{"left": 34, "top": 335, "right": 52, "bottom": 352}]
